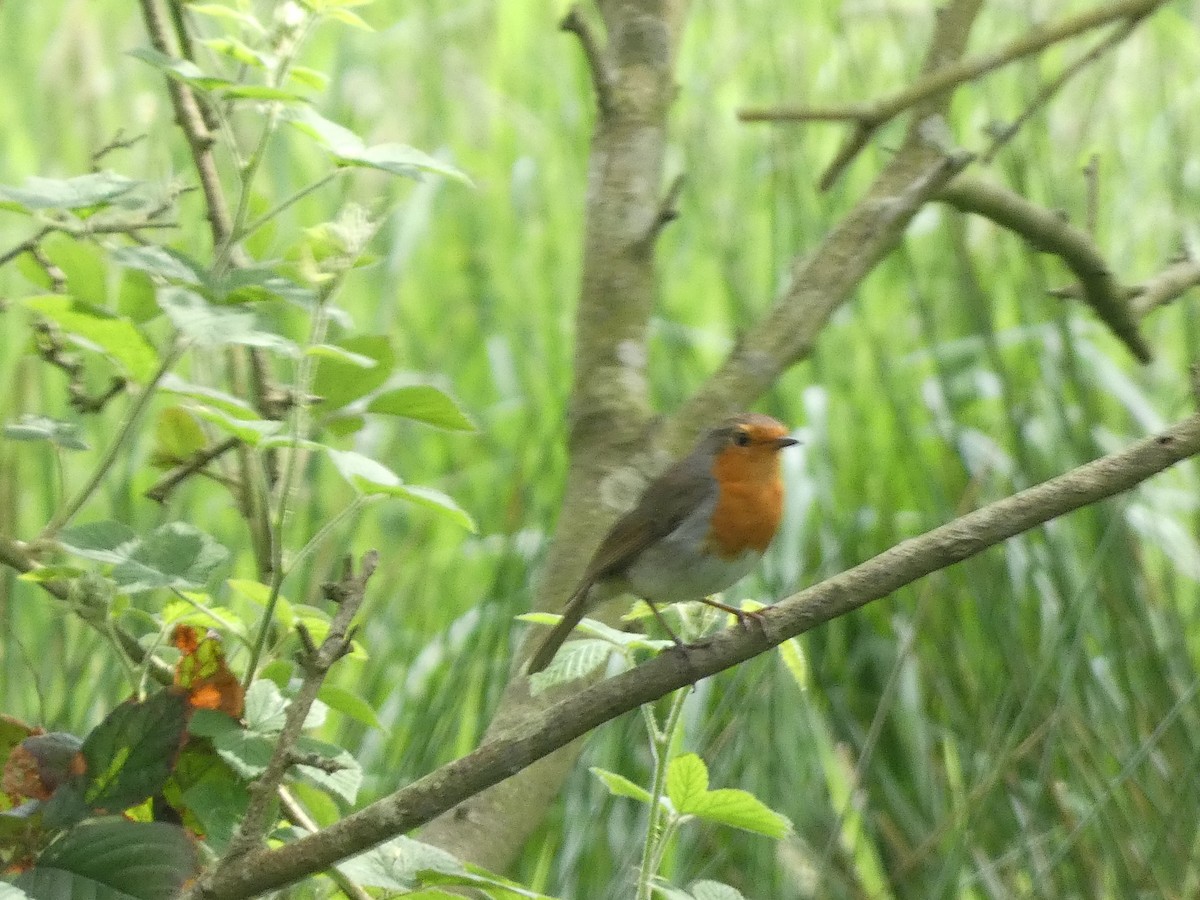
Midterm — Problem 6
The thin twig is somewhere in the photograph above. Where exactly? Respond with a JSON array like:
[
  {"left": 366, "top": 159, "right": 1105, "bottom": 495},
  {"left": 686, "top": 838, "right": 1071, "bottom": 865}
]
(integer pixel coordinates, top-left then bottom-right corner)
[
  {"left": 41, "top": 339, "right": 189, "bottom": 539},
  {"left": 982, "top": 15, "right": 1145, "bottom": 164},
  {"left": 641, "top": 173, "right": 685, "bottom": 245},
  {"left": 210, "top": 551, "right": 378, "bottom": 873},
  {"left": 145, "top": 436, "right": 241, "bottom": 504},
  {"left": 561, "top": 5, "right": 614, "bottom": 113},
  {"left": 1130, "top": 259, "right": 1200, "bottom": 318},
  {"left": 936, "top": 174, "right": 1151, "bottom": 362},
  {"left": 0, "top": 535, "right": 173, "bottom": 684},
  {"left": 276, "top": 787, "right": 373, "bottom": 900},
  {"left": 741, "top": 0, "right": 1163, "bottom": 126}
]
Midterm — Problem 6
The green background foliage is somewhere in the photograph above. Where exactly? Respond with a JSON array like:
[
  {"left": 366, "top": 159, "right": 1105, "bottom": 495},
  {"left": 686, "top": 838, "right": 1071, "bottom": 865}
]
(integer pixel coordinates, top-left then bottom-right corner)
[{"left": 2, "top": 1, "right": 1199, "bottom": 896}]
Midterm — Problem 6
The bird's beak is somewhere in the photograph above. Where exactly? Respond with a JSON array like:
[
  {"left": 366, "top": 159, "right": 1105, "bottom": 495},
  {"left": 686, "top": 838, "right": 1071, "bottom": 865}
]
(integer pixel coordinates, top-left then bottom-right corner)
[{"left": 774, "top": 436, "right": 800, "bottom": 449}]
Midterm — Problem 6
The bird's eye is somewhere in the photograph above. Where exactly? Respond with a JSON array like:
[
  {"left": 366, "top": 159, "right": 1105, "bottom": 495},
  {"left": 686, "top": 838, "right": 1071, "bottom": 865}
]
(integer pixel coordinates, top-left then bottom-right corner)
[{"left": 733, "top": 430, "right": 751, "bottom": 447}]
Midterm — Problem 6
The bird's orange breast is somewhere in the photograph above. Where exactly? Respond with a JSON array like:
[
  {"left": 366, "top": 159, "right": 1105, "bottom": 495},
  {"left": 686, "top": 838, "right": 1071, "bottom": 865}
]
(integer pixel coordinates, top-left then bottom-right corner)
[{"left": 705, "top": 451, "right": 785, "bottom": 558}]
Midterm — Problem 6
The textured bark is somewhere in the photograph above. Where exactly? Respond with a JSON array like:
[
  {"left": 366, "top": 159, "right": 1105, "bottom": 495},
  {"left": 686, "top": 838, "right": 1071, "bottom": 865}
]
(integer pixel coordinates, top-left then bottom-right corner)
[{"left": 417, "top": 0, "right": 690, "bottom": 870}]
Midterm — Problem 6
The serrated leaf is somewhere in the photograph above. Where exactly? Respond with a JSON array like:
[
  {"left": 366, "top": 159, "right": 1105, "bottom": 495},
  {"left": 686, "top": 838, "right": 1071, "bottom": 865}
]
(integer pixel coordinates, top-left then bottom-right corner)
[
  {"left": 338, "top": 835, "right": 465, "bottom": 890},
  {"left": 590, "top": 767, "right": 653, "bottom": 805},
  {"left": 0, "top": 171, "right": 140, "bottom": 211},
  {"left": 4, "top": 415, "right": 90, "bottom": 450},
  {"left": 317, "top": 684, "right": 382, "bottom": 729},
  {"left": 243, "top": 679, "right": 289, "bottom": 734},
  {"left": 687, "top": 789, "right": 792, "bottom": 839},
  {"left": 188, "top": 710, "right": 274, "bottom": 779},
  {"left": 13, "top": 819, "right": 197, "bottom": 900},
  {"left": 284, "top": 107, "right": 470, "bottom": 185},
  {"left": 22, "top": 295, "right": 159, "bottom": 382},
  {"left": 110, "top": 245, "right": 205, "bottom": 286},
  {"left": 157, "top": 286, "right": 297, "bottom": 353},
  {"left": 111, "top": 522, "right": 229, "bottom": 594},
  {"left": 78, "top": 690, "right": 190, "bottom": 815},
  {"left": 528, "top": 639, "right": 612, "bottom": 693},
  {"left": 666, "top": 754, "right": 709, "bottom": 814},
  {"left": 58, "top": 521, "right": 139, "bottom": 564},
  {"left": 366, "top": 384, "right": 475, "bottom": 431}
]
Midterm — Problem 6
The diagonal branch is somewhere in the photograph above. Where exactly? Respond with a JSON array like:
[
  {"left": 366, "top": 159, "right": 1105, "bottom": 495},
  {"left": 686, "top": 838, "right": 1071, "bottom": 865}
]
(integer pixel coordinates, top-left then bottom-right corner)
[
  {"left": 196, "top": 412, "right": 1200, "bottom": 899},
  {"left": 936, "top": 173, "right": 1152, "bottom": 362}
]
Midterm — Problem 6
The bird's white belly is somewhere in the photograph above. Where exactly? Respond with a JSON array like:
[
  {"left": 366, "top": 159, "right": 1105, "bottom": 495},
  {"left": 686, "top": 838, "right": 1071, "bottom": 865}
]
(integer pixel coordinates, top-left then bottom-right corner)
[{"left": 618, "top": 494, "right": 761, "bottom": 602}]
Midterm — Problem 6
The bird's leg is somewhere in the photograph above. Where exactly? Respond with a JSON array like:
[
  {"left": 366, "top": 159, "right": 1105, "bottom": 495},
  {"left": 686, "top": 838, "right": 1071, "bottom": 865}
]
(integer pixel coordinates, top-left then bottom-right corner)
[
  {"left": 644, "top": 600, "right": 687, "bottom": 652},
  {"left": 698, "top": 596, "right": 765, "bottom": 630}
]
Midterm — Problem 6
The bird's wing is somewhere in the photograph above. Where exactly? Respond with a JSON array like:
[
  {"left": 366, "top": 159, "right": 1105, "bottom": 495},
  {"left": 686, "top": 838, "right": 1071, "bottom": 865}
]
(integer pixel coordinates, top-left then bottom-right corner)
[{"left": 580, "top": 454, "right": 714, "bottom": 585}]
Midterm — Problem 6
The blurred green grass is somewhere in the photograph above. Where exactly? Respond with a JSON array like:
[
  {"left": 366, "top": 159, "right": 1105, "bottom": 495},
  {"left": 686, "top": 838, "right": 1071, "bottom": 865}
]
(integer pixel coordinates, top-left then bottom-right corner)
[{"left": 2, "top": 0, "right": 1200, "bottom": 897}]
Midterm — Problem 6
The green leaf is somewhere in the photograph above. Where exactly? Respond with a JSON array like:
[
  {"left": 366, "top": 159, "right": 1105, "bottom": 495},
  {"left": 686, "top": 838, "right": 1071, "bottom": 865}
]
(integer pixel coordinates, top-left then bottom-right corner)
[
  {"left": 0, "top": 171, "right": 140, "bottom": 211},
  {"left": 777, "top": 633, "right": 808, "bottom": 691},
  {"left": 22, "top": 295, "right": 159, "bottom": 382},
  {"left": 153, "top": 406, "right": 207, "bottom": 463},
  {"left": 292, "top": 737, "right": 361, "bottom": 805},
  {"left": 163, "top": 741, "right": 249, "bottom": 853},
  {"left": 324, "top": 449, "right": 476, "bottom": 531},
  {"left": 79, "top": 690, "right": 189, "bottom": 815},
  {"left": 243, "top": 680, "right": 289, "bottom": 734},
  {"left": 690, "top": 881, "right": 747, "bottom": 900},
  {"left": 317, "top": 684, "right": 382, "bottom": 729},
  {"left": 686, "top": 789, "right": 792, "bottom": 839},
  {"left": 284, "top": 107, "right": 471, "bottom": 184},
  {"left": 186, "top": 3, "right": 266, "bottom": 34},
  {"left": 110, "top": 245, "right": 206, "bottom": 286},
  {"left": 666, "top": 753, "right": 710, "bottom": 814},
  {"left": 13, "top": 818, "right": 197, "bottom": 899},
  {"left": 312, "top": 335, "right": 394, "bottom": 412},
  {"left": 111, "top": 522, "right": 230, "bottom": 594},
  {"left": 325, "top": 7, "right": 373, "bottom": 30},
  {"left": 4, "top": 415, "right": 90, "bottom": 450},
  {"left": 366, "top": 384, "right": 475, "bottom": 431},
  {"left": 590, "top": 767, "right": 653, "bottom": 805},
  {"left": 338, "top": 835, "right": 466, "bottom": 890},
  {"left": 190, "top": 407, "right": 279, "bottom": 445},
  {"left": 198, "top": 37, "right": 271, "bottom": 69},
  {"left": 130, "top": 46, "right": 231, "bottom": 89},
  {"left": 58, "top": 521, "right": 139, "bottom": 564},
  {"left": 528, "top": 638, "right": 613, "bottom": 692},
  {"left": 305, "top": 344, "right": 378, "bottom": 368},
  {"left": 160, "top": 375, "right": 260, "bottom": 419},
  {"left": 157, "top": 286, "right": 298, "bottom": 353},
  {"left": 188, "top": 710, "right": 274, "bottom": 779}
]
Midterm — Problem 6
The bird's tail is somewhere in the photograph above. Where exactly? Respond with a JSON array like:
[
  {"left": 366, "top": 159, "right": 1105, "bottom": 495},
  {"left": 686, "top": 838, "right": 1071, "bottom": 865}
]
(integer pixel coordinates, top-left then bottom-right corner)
[{"left": 526, "top": 584, "right": 594, "bottom": 674}]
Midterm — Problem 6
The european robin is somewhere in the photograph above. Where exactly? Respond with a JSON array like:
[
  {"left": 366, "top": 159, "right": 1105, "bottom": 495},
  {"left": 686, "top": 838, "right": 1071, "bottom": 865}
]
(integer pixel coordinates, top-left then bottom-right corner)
[{"left": 527, "top": 413, "right": 797, "bottom": 673}]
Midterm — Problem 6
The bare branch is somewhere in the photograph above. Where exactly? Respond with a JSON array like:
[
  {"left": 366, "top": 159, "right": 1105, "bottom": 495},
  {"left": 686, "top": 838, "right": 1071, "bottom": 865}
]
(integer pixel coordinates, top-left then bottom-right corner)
[
  {"left": 740, "top": 0, "right": 1168, "bottom": 188},
  {"left": 642, "top": 173, "right": 685, "bottom": 245},
  {"left": 561, "top": 5, "right": 614, "bottom": 113},
  {"left": 1131, "top": 258, "right": 1200, "bottom": 318},
  {"left": 0, "top": 535, "right": 173, "bottom": 685},
  {"left": 196, "top": 413, "right": 1200, "bottom": 899},
  {"left": 982, "top": 15, "right": 1145, "bottom": 164},
  {"left": 936, "top": 174, "right": 1151, "bottom": 362},
  {"left": 209, "top": 551, "right": 378, "bottom": 872},
  {"left": 145, "top": 436, "right": 241, "bottom": 504}
]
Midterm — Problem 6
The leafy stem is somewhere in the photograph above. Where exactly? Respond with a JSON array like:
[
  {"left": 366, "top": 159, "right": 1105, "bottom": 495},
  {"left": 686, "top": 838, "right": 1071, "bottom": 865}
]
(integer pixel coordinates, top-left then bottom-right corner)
[
  {"left": 41, "top": 337, "right": 189, "bottom": 540},
  {"left": 636, "top": 686, "right": 689, "bottom": 900}
]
